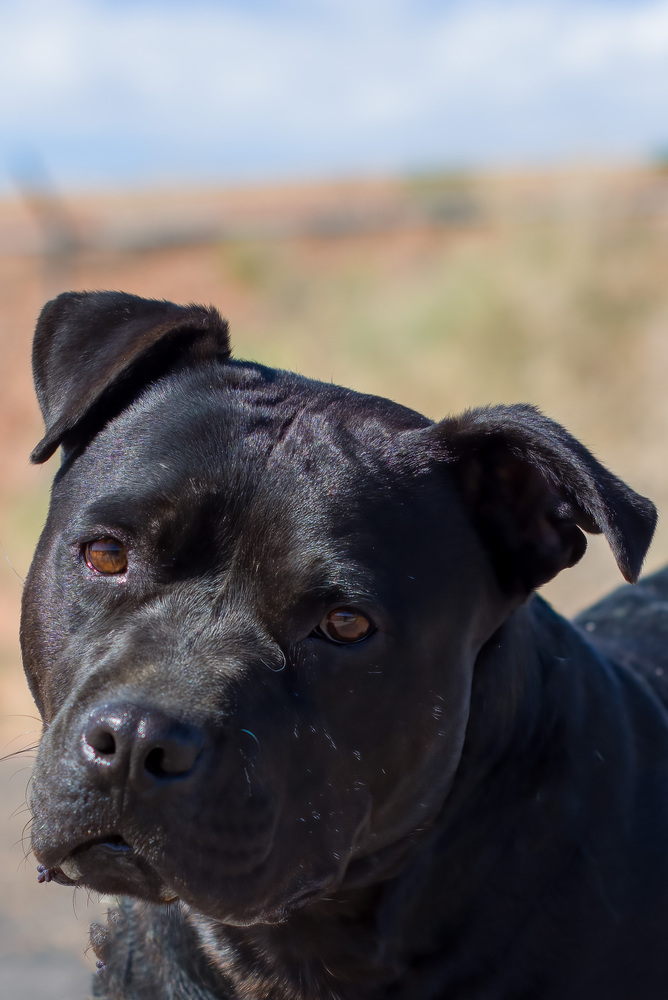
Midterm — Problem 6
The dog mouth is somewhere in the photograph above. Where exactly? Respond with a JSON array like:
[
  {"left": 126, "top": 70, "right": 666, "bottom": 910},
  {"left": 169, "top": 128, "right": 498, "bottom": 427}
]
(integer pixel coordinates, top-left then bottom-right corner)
[
  {"left": 36, "top": 825, "right": 345, "bottom": 926},
  {"left": 37, "top": 834, "right": 180, "bottom": 902},
  {"left": 75, "top": 833, "right": 132, "bottom": 857},
  {"left": 36, "top": 825, "right": 279, "bottom": 909}
]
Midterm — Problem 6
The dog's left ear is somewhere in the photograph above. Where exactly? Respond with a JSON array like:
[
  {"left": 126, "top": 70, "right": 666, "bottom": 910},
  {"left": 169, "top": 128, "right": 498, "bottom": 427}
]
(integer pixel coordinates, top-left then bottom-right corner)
[
  {"left": 428, "top": 404, "right": 656, "bottom": 593},
  {"left": 30, "top": 290, "right": 230, "bottom": 464}
]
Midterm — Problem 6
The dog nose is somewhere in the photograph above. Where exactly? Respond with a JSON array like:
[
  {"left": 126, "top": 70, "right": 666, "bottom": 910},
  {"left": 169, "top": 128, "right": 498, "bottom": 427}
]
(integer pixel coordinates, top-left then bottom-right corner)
[{"left": 81, "top": 704, "right": 203, "bottom": 791}]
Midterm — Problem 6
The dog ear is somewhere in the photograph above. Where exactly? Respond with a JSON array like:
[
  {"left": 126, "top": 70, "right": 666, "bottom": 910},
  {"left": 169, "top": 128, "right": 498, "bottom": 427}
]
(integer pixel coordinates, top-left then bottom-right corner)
[
  {"left": 431, "top": 404, "right": 656, "bottom": 592},
  {"left": 30, "top": 290, "right": 231, "bottom": 464}
]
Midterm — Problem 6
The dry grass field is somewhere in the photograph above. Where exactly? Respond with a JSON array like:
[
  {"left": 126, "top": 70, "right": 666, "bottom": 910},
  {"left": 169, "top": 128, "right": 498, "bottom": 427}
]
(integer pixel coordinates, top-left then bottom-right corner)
[{"left": 2, "top": 165, "right": 668, "bottom": 996}]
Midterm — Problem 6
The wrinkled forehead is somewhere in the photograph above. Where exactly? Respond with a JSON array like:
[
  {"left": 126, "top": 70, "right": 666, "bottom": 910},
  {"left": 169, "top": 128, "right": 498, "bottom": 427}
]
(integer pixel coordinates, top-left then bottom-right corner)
[{"left": 52, "top": 362, "right": 433, "bottom": 547}]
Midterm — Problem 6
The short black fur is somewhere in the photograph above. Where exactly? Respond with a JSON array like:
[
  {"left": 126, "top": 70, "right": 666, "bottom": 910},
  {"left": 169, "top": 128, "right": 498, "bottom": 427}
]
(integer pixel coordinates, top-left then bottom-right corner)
[{"left": 20, "top": 291, "right": 668, "bottom": 1000}]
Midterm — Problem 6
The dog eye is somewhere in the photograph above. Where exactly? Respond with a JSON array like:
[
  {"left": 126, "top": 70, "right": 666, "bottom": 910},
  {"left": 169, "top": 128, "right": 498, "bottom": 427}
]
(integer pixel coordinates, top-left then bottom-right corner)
[
  {"left": 84, "top": 538, "right": 128, "bottom": 575},
  {"left": 319, "top": 608, "right": 374, "bottom": 644}
]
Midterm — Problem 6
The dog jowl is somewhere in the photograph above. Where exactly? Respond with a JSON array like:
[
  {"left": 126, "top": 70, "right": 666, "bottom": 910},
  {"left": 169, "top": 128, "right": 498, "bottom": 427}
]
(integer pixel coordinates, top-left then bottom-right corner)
[{"left": 20, "top": 291, "right": 668, "bottom": 999}]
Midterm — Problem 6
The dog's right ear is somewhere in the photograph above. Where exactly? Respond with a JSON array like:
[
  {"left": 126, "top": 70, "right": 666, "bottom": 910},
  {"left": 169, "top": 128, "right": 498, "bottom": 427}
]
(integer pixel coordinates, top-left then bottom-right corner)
[{"left": 30, "top": 291, "right": 230, "bottom": 464}]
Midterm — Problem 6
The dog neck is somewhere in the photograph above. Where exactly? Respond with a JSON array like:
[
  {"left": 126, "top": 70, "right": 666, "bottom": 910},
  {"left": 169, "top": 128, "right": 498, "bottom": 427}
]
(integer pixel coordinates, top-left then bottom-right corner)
[{"left": 185, "top": 596, "right": 642, "bottom": 1000}]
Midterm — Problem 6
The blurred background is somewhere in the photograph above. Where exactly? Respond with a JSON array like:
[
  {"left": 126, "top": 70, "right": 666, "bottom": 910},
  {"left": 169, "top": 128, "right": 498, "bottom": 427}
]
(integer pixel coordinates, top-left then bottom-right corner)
[{"left": 3, "top": 0, "right": 668, "bottom": 996}]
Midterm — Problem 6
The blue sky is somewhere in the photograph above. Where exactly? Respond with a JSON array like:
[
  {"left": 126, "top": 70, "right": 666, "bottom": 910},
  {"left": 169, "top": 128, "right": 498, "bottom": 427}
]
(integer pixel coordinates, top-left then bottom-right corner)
[{"left": 2, "top": 0, "right": 668, "bottom": 190}]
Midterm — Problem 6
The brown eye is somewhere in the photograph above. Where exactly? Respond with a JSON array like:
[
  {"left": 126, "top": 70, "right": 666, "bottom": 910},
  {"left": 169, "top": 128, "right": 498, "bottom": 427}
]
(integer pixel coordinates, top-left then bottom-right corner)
[
  {"left": 320, "top": 608, "right": 374, "bottom": 644},
  {"left": 84, "top": 538, "right": 128, "bottom": 575}
]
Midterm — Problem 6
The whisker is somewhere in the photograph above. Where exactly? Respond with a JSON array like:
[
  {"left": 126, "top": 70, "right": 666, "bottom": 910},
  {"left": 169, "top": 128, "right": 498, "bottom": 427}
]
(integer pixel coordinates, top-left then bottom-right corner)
[
  {"left": 9, "top": 801, "right": 31, "bottom": 821},
  {"left": 20, "top": 816, "right": 35, "bottom": 865},
  {"left": 0, "top": 538, "right": 26, "bottom": 584},
  {"left": 13, "top": 834, "right": 32, "bottom": 853},
  {"left": 17, "top": 840, "right": 36, "bottom": 869},
  {"left": 0, "top": 744, "right": 39, "bottom": 763},
  {"left": 6, "top": 766, "right": 36, "bottom": 782},
  {"left": 1, "top": 727, "right": 41, "bottom": 747}
]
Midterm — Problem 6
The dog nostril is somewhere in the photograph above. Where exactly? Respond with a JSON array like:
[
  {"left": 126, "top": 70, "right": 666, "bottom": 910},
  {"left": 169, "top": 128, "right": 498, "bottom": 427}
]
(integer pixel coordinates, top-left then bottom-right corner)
[
  {"left": 86, "top": 724, "right": 117, "bottom": 756},
  {"left": 143, "top": 737, "right": 201, "bottom": 778},
  {"left": 144, "top": 747, "right": 167, "bottom": 777}
]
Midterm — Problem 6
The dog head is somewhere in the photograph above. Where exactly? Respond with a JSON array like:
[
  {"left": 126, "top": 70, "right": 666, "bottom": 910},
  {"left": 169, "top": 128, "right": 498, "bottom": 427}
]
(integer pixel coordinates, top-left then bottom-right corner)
[{"left": 22, "top": 291, "right": 656, "bottom": 925}]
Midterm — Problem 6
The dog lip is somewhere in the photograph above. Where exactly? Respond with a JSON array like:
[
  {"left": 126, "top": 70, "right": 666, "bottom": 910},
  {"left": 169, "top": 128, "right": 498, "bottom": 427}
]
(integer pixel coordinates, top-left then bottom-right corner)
[
  {"left": 49, "top": 835, "right": 179, "bottom": 902},
  {"left": 34, "top": 829, "right": 132, "bottom": 868},
  {"left": 72, "top": 834, "right": 132, "bottom": 856},
  {"left": 53, "top": 835, "right": 137, "bottom": 883}
]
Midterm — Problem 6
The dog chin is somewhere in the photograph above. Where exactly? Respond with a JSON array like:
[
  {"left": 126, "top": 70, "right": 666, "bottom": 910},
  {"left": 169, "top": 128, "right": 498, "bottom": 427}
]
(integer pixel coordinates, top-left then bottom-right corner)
[
  {"left": 188, "top": 887, "right": 334, "bottom": 928},
  {"left": 176, "top": 860, "right": 344, "bottom": 927}
]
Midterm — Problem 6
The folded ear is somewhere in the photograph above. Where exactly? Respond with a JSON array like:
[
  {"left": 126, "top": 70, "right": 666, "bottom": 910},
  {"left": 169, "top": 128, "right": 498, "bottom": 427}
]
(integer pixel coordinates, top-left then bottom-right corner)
[
  {"left": 429, "top": 404, "right": 656, "bottom": 593},
  {"left": 30, "top": 290, "right": 230, "bottom": 464}
]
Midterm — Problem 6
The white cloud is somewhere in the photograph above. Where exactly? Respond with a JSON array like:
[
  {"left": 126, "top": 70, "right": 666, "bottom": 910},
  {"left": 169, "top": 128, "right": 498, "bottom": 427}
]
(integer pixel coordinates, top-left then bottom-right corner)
[{"left": 1, "top": 0, "right": 668, "bottom": 187}]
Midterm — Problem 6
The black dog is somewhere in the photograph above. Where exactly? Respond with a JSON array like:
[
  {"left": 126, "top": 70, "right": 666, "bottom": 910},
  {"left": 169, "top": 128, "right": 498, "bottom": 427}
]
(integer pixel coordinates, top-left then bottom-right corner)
[{"left": 22, "top": 291, "right": 668, "bottom": 999}]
